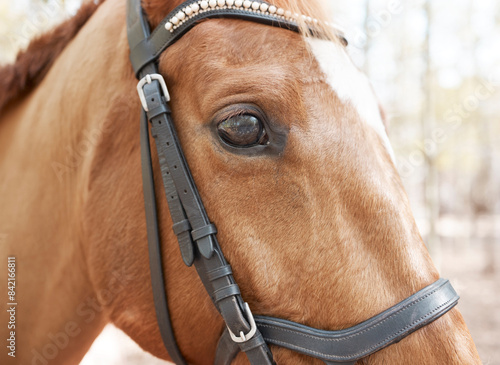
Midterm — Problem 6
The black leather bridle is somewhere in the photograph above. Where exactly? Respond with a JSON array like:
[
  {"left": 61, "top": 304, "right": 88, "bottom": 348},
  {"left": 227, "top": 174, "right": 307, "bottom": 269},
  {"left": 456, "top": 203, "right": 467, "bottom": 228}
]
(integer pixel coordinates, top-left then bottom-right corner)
[{"left": 126, "top": 0, "right": 460, "bottom": 364}]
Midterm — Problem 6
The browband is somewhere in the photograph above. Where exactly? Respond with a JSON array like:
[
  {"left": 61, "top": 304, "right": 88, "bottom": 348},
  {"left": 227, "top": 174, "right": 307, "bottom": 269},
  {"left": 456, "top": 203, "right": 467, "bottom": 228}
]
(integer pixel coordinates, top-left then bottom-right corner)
[
  {"left": 128, "top": 0, "right": 302, "bottom": 76},
  {"left": 126, "top": 0, "right": 461, "bottom": 364}
]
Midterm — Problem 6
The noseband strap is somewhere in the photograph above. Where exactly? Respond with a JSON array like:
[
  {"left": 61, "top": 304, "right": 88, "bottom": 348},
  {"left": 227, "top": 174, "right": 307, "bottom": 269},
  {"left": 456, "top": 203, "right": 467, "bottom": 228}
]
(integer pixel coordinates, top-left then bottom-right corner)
[
  {"left": 215, "top": 279, "right": 458, "bottom": 364},
  {"left": 127, "top": 1, "right": 460, "bottom": 364}
]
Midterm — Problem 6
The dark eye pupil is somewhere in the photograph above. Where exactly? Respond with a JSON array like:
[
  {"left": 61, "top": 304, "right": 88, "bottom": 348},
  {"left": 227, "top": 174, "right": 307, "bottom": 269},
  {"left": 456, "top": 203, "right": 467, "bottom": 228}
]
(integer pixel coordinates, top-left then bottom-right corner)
[{"left": 217, "top": 115, "right": 263, "bottom": 147}]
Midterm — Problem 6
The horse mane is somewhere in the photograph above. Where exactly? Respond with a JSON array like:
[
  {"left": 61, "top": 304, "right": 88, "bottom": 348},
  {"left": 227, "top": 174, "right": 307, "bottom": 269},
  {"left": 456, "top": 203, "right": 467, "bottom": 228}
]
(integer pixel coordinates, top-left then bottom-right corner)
[{"left": 0, "top": 1, "right": 101, "bottom": 111}]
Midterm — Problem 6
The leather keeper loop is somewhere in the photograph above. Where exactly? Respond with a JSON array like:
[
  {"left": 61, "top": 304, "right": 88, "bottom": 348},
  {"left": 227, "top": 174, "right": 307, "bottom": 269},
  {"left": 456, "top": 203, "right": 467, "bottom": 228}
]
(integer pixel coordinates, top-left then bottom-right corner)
[
  {"left": 239, "top": 333, "right": 266, "bottom": 352},
  {"left": 207, "top": 265, "right": 233, "bottom": 282},
  {"left": 172, "top": 219, "right": 191, "bottom": 235},
  {"left": 191, "top": 223, "right": 217, "bottom": 241},
  {"left": 148, "top": 103, "right": 170, "bottom": 119},
  {"left": 213, "top": 284, "right": 241, "bottom": 303}
]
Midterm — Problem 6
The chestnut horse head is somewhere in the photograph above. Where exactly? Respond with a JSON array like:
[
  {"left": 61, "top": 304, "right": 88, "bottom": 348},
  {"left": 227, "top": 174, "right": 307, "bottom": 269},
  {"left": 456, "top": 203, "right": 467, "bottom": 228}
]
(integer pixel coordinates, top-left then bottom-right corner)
[{"left": 0, "top": 0, "right": 481, "bottom": 364}]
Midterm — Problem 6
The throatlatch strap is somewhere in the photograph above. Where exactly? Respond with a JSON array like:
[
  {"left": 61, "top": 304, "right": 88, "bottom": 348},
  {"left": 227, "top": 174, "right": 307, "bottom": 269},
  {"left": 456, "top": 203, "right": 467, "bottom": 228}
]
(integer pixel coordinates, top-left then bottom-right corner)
[
  {"left": 133, "top": 3, "right": 190, "bottom": 363},
  {"left": 140, "top": 96, "right": 187, "bottom": 365}
]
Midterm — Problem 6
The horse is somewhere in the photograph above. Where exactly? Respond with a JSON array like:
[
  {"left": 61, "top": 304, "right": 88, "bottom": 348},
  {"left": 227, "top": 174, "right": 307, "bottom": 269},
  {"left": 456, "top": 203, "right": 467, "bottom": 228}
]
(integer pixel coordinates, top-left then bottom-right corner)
[{"left": 0, "top": 0, "right": 482, "bottom": 363}]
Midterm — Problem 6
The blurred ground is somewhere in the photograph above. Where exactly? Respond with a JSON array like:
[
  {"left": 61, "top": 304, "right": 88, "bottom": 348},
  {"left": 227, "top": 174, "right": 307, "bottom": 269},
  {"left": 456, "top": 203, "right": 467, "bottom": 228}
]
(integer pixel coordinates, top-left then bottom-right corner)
[
  {"left": 441, "top": 240, "right": 500, "bottom": 365},
  {"left": 81, "top": 238, "right": 500, "bottom": 365}
]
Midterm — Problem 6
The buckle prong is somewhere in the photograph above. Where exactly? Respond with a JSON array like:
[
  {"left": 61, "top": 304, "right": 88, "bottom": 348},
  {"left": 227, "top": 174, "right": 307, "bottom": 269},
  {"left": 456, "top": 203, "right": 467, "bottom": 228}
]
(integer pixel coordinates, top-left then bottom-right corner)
[
  {"left": 228, "top": 302, "right": 257, "bottom": 343},
  {"left": 136, "top": 73, "right": 170, "bottom": 111}
]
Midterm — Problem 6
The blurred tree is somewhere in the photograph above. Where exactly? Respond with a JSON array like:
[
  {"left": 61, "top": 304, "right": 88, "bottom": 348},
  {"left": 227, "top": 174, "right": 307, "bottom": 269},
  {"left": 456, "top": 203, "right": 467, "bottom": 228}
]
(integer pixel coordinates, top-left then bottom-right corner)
[
  {"left": 421, "top": 0, "right": 441, "bottom": 266},
  {"left": 362, "top": 0, "right": 370, "bottom": 73}
]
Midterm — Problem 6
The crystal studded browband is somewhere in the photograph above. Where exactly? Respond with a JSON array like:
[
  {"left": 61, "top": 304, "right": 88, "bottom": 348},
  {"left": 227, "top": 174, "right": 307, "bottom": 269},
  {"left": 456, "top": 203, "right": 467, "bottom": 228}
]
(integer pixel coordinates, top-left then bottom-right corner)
[
  {"left": 127, "top": 0, "right": 345, "bottom": 76},
  {"left": 164, "top": 0, "right": 329, "bottom": 32}
]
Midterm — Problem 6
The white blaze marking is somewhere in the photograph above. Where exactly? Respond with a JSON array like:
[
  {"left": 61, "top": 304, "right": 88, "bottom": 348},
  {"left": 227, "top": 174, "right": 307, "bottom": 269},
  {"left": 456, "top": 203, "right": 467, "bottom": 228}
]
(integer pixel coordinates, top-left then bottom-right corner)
[{"left": 306, "top": 38, "right": 395, "bottom": 162}]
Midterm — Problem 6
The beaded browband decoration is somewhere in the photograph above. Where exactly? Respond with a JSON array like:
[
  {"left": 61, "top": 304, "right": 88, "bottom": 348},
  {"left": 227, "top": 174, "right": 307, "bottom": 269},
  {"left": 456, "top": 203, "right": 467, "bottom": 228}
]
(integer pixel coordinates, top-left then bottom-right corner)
[
  {"left": 127, "top": 0, "right": 346, "bottom": 76},
  {"left": 164, "top": 0, "right": 334, "bottom": 33}
]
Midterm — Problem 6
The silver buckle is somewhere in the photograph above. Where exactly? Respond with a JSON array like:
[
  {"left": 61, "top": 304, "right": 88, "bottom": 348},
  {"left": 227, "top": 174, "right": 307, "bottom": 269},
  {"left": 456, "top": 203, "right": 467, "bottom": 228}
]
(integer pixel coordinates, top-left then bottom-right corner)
[
  {"left": 227, "top": 302, "right": 257, "bottom": 343},
  {"left": 136, "top": 73, "right": 170, "bottom": 112}
]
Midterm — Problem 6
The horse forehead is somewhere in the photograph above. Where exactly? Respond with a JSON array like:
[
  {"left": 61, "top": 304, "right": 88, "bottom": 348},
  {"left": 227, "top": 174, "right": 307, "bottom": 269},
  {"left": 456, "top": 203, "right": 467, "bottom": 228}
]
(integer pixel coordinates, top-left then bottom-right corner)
[
  {"left": 306, "top": 38, "right": 395, "bottom": 162},
  {"left": 175, "top": 21, "right": 395, "bottom": 159},
  {"left": 183, "top": 19, "right": 307, "bottom": 65}
]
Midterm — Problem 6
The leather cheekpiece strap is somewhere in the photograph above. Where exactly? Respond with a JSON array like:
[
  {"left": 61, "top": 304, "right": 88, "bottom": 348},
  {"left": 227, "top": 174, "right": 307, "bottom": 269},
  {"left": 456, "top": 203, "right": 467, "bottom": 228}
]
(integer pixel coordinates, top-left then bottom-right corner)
[
  {"left": 147, "top": 83, "right": 275, "bottom": 365},
  {"left": 139, "top": 89, "right": 188, "bottom": 365},
  {"left": 136, "top": 60, "right": 275, "bottom": 364}
]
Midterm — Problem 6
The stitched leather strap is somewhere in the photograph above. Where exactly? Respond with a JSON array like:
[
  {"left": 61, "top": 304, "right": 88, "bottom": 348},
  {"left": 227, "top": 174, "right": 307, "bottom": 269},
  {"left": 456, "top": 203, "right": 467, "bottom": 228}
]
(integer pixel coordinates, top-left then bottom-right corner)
[
  {"left": 215, "top": 279, "right": 458, "bottom": 364},
  {"left": 256, "top": 279, "right": 458, "bottom": 363},
  {"left": 140, "top": 87, "right": 187, "bottom": 365},
  {"left": 134, "top": 2, "right": 192, "bottom": 362}
]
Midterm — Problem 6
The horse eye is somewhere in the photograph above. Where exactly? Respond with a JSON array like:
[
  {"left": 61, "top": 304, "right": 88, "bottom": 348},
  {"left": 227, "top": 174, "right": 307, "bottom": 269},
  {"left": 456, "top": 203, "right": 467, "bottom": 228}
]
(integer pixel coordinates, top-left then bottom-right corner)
[{"left": 217, "top": 115, "right": 267, "bottom": 147}]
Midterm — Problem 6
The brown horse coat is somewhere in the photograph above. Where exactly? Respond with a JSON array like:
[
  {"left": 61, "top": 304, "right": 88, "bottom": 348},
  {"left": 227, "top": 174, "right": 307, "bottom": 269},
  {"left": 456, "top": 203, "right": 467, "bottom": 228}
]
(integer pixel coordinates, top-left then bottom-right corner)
[{"left": 0, "top": 0, "right": 481, "bottom": 364}]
